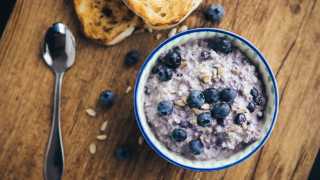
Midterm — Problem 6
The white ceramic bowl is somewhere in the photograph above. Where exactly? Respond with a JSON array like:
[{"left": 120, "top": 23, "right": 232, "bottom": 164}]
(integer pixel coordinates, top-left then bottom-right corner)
[{"left": 134, "top": 28, "right": 279, "bottom": 171}]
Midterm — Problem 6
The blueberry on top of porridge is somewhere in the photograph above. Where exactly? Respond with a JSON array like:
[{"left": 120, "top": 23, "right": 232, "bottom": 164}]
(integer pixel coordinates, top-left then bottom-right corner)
[{"left": 143, "top": 37, "right": 267, "bottom": 160}]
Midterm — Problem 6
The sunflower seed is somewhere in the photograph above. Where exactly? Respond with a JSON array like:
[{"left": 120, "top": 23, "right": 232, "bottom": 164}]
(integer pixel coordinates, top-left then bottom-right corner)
[
  {"left": 147, "top": 27, "right": 153, "bottom": 33},
  {"left": 86, "top": 108, "right": 96, "bottom": 117},
  {"left": 178, "top": 25, "right": 188, "bottom": 32},
  {"left": 201, "top": 104, "right": 210, "bottom": 110},
  {"left": 180, "top": 61, "right": 188, "bottom": 69},
  {"left": 89, "top": 143, "right": 96, "bottom": 154},
  {"left": 199, "top": 74, "right": 211, "bottom": 84},
  {"left": 125, "top": 86, "right": 132, "bottom": 94},
  {"left": 168, "top": 28, "right": 177, "bottom": 38},
  {"left": 156, "top": 33, "right": 162, "bottom": 40},
  {"left": 96, "top": 134, "right": 107, "bottom": 141},
  {"left": 100, "top": 121, "right": 108, "bottom": 131},
  {"left": 212, "top": 67, "right": 218, "bottom": 79},
  {"left": 192, "top": 108, "right": 207, "bottom": 115},
  {"left": 217, "top": 67, "right": 225, "bottom": 76},
  {"left": 138, "top": 136, "right": 144, "bottom": 145},
  {"left": 174, "top": 99, "right": 186, "bottom": 107}
]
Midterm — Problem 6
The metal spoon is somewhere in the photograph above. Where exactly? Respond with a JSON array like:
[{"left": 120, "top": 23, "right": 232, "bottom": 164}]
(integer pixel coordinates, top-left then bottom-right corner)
[{"left": 42, "top": 22, "right": 76, "bottom": 180}]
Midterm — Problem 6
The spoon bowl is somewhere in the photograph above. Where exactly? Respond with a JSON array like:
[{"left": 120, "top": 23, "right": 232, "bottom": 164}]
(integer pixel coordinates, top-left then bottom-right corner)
[{"left": 43, "top": 22, "right": 76, "bottom": 73}]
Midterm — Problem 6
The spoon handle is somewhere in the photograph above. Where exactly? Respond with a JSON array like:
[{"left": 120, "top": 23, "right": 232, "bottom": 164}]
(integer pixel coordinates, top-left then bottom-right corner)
[{"left": 44, "top": 72, "right": 65, "bottom": 180}]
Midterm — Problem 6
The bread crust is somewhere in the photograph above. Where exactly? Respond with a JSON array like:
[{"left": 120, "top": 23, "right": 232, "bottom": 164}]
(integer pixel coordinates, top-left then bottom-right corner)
[
  {"left": 74, "top": 0, "right": 141, "bottom": 46},
  {"left": 122, "top": 0, "right": 202, "bottom": 30}
]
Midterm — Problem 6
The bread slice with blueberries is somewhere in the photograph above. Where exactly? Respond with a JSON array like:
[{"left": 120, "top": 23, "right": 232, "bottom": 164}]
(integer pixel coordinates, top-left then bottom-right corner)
[
  {"left": 73, "top": 0, "right": 142, "bottom": 46},
  {"left": 122, "top": 0, "right": 202, "bottom": 30}
]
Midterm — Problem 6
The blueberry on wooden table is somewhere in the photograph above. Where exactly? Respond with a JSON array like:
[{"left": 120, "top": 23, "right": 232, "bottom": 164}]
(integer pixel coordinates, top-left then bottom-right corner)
[
  {"left": 234, "top": 113, "right": 246, "bottom": 125},
  {"left": 115, "top": 146, "right": 131, "bottom": 160},
  {"left": 203, "top": 88, "right": 220, "bottom": 103},
  {"left": 99, "top": 90, "right": 115, "bottom": 108},
  {"left": 204, "top": 4, "right": 225, "bottom": 23},
  {"left": 124, "top": 50, "right": 140, "bottom": 66},
  {"left": 189, "top": 139, "right": 204, "bottom": 155},
  {"left": 197, "top": 112, "right": 213, "bottom": 127},
  {"left": 208, "top": 37, "right": 233, "bottom": 54},
  {"left": 220, "top": 88, "right": 237, "bottom": 103},
  {"left": 157, "top": 100, "right": 173, "bottom": 116},
  {"left": 211, "top": 102, "right": 231, "bottom": 119},
  {"left": 171, "top": 128, "right": 187, "bottom": 142}
]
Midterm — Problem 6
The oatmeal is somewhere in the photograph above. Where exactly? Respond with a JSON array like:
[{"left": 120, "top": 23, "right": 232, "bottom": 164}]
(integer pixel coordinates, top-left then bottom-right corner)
[{"left": 143, "top": 37, "right": 267, "bottom": 160}]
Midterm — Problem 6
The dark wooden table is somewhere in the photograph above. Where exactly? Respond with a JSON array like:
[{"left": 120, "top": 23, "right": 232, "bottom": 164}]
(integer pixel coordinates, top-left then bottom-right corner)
[{"left": 0, "top": 0, "right": 319, "bottom": 179}]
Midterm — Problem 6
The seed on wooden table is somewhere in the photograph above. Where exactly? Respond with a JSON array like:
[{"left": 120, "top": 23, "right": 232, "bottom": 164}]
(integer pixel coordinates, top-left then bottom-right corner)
[
  {"left": 147, "top": 27, "right": 153, "bottom": 33},
  {"left": 156, "top": 33, "right": 162, "bottom": 40},
  {"left": 100, "top": 121, "right": 108, "bottom": 131},
  {"left": 125, "top": 86, "right": 132, "bottom": 94},
  {"left": 178, "top": 25, "right": 188, "bottom": 32},
  {"left": 168, "top": 28, "right": 177, "bottom": 38},
  {"left": 89, "top": 143, "right": 96, "bottom": 154},
  {"left": 86, "top": 108, "right": 96, "bottom": 117},
  {"left": 138, "top": 136, "right": 144, "bottom": 145},
  {"left": 96, "top": 134, "right": 107, "bottom": 141}
]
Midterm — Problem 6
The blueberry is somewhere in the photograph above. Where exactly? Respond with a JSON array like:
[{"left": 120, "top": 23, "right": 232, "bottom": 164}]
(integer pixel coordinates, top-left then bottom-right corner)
[
  {"left": 257, "top": 111, "right": 264, "bottom": 120},
  {"left": 157, "top": 66, "right": 173, "bottom": 81},
  {"left": 163, "top": 49, "right": 181, "bottom": 69},
  {"left": 254, "top": 95, "right": 266, "bottom": 106},
  {"left": 99, "top": 90, "right": 115, "bottom": 108},
  {"left": 157, "top": 100, "right": 173, "bottom": 116},
  {"left": 200, "top": 51, "right": 211, "bottom": 60},
  {"left": 187, "top": 90, "right": 205, "bottom": 108},
  {"left": 189, "top": 139, "right": 204, "bottom": 155},
  {"left": 247, "top": 102, "right": 256, "bottom": 112},
  {"left": 208, "top": 37, "right": 233, "bottom": 54},
  {"left": 203, "top": 88, "right": 220, "bottom": 103},
  {"left": 171, "top": 128, "right": 187, "bottom": 142},
  {"left": 124, "top": 50, "right": 140, "bottom": 66},
  {"left": 180, "top": 121, "right": 192, "bottom": 128},
  {"left": 216, "top": 118, "right": 225, "bottom": 126},
  {"left": 234, "top": 113, "right": 246, "bottom": 125},
  {"left": 220, "top": 88, "right": 237, "bottom": 103},
  {"left": 151, "top": 64, "right": 161, "bottom": 74},
  {"left": 211, "top": 102, "right": 231, "bottom": 119},
  {"left": 215, "top": 133, "right": 225, "bottom": 146},
  {"left": 205, "top": 4, "right": 225, "bottom": 23},
  {"left": 197, "top": 112, "right": 213, "bottom": 127},
  {"left": 115, "top": 146, "right": 131, "bottom": 160},
  {"left": 250, "top": 87, "right": 259, "bottom": 97}
]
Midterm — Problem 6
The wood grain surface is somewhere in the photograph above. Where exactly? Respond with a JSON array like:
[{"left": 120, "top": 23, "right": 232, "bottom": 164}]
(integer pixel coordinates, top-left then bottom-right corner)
[{"left": 0, "top": 0, "right": 319, "bottom": 179}]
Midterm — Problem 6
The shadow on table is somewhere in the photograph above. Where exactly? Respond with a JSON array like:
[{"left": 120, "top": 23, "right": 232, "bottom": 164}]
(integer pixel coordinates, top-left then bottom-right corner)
[{"left": 0, "top": 0, "right": 16, "bottom": 38}]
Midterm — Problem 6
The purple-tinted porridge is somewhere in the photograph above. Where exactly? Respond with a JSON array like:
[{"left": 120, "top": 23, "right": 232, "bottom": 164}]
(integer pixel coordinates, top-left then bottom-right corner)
[{"left": 143, "top": 37, "right": 267, "bottom": 160}]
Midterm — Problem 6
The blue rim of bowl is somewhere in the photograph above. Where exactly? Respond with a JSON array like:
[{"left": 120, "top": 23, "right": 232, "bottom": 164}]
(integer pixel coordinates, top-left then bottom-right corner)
[{"left": 133, "top": 28, "right": 279, "bottom": 171}]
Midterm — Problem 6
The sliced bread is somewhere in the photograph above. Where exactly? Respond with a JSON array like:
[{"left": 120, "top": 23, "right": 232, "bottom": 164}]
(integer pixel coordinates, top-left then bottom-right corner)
[
  {"left": 74, "top": 0, "right": 142, "bottom": 45},
  {"left": 122, "top": 0, "right": 202, "bottom": 30}
]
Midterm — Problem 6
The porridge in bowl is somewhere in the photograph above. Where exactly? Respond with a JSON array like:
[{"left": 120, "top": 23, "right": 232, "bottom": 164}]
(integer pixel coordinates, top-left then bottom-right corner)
[{"left": 143, "top": 36, "right": 267, "bottom": 161}]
